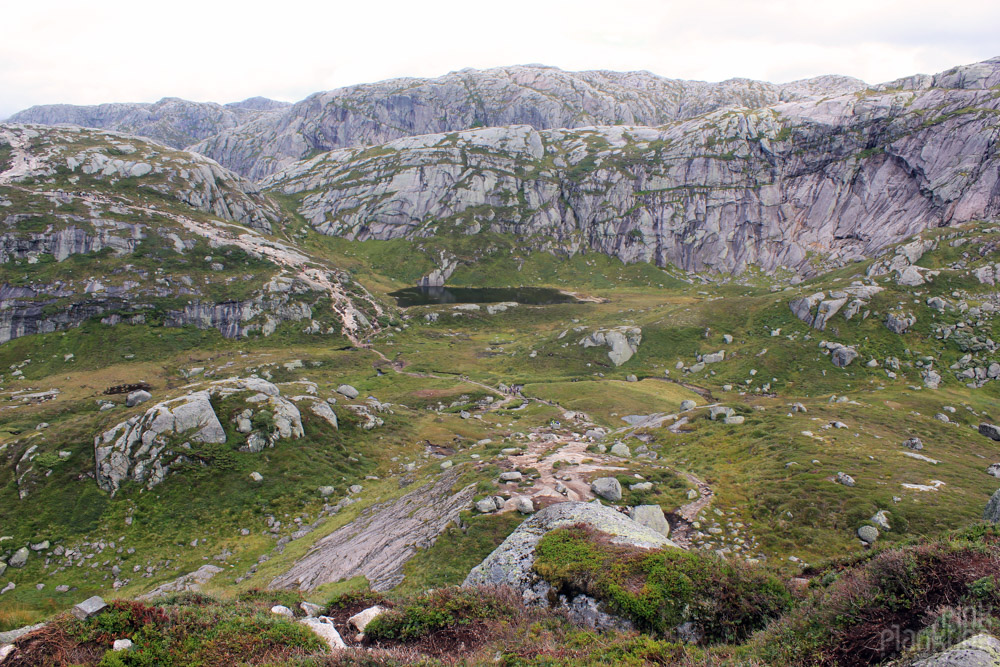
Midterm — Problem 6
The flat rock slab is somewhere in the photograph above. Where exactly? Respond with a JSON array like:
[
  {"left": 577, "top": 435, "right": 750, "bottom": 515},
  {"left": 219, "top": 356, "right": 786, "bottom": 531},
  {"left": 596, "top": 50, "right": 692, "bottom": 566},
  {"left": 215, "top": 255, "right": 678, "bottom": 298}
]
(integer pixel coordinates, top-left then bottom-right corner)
[
  {"left": 72, "top": 596, "right": 107, "bottom": 620},
  {"left": 270, "top": 468, "right": 474, "bottom": 591},
  {"left": 0, "top": 622, "right": 45, "bottom": 644}
]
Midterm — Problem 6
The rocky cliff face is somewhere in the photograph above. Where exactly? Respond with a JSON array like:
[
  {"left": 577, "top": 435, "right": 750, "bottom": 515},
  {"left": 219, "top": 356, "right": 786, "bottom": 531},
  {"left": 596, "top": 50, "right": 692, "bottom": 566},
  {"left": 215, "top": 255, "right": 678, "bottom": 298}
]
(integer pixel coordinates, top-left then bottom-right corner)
[
  {"left": 0, "top": 124, "right": 382, "bottom": 345},
  {"left": 187, "top": 66, "right": 866, "bottom": 179},
  {"left": 264, "top": 58, "right": 1000, "bottom": 275},
  {"left": 6, "top": 97, "right": 289, "bottom": 150}
]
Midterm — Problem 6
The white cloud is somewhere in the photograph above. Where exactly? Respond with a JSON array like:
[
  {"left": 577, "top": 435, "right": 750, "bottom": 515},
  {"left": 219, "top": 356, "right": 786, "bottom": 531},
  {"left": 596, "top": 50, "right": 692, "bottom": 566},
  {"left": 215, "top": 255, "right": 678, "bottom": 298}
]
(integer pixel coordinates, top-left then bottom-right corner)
[{"left": 1, "top": 0, "right": 997, "bottom": 118}]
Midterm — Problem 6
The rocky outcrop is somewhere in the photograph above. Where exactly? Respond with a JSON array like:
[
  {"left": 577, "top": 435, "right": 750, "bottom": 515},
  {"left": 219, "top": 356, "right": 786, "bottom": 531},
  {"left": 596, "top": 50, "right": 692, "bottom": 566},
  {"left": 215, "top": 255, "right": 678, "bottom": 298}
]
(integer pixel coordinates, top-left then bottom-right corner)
[
  {"left": 7, "top": 96, "right": 288, "bottom": 150},
  {"left": 579, "top": 327, "right": 642, "bottom": 366},
  {"left": 789, "top": 285, "right": 882, "bottom": 330},
  {"left": 464, "top": 501, "right": 678, "bottom": 594},
  {"left": 264, "top": 58, "right": 1000, "bottom": 275},
  {"left": 271, "top": 468, "right": 475, "bottom": 591},
  {"left": 94, "top": 378, "right": 304, "bottom": 494}
]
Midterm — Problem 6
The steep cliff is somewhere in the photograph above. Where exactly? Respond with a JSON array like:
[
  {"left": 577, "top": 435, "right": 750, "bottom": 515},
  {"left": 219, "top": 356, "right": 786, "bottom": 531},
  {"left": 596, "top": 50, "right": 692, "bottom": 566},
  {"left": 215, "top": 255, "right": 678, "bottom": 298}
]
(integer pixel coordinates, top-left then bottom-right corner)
[{"left": 263, "top": 58, "right": 1000, "bottom": 274}]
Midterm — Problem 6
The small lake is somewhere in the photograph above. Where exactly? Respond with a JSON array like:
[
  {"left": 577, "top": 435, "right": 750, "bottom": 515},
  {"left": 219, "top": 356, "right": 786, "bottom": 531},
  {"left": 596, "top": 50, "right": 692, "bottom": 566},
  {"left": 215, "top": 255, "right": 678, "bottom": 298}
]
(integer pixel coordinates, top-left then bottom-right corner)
[{"left": 390, "top": 286, "right": 580, "bottom": 307}]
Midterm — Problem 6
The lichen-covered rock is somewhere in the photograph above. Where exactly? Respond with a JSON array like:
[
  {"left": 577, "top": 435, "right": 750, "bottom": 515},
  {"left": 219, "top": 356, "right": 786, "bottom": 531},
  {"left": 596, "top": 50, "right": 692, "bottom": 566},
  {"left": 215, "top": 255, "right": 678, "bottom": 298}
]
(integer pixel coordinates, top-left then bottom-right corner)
[
  {"left": 909, "top": 633, "right": 1000, "bottom": 666},
  {"left": 95, "top": 378, "right": 302, "bottom": 494},
  {"left": 463, "top": 501, "right": 678, "bottom": 594},
  {"left": 985, "top": 488, "right": 1000, "bottom": 523}
]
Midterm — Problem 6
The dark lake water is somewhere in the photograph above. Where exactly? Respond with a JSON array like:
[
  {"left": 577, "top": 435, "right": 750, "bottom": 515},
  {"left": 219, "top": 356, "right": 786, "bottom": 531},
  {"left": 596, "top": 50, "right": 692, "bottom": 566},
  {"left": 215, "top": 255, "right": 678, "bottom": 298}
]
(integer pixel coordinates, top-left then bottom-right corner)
[{"left": 390, "top": 286, "right": 580, "bottom": 307}]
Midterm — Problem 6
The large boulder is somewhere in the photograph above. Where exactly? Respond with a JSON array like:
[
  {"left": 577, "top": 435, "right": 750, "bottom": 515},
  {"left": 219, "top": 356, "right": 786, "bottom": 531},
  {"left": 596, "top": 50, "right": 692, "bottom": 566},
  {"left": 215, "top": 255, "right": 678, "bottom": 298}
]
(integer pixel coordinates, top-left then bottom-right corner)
[
  {"left": 95, "top": 378, "right": 303, "bottom": 494},
  {"left": 628, "top": 505, "right": 671, "bottom": 538},
  {"left": 981, "top": 424, "right": 1000, "bottom": 442},
  {"left": 579, "top": 327, "right": 642, "bottom": 366},
  {"left": 463, "top": 502, "right": 678, "bottom": 596},
  {"left": 590, "top": 477, "right": 622, "bottom": 502},
  {"left": 985, "top": 488, "right": 1000, "bottom": 523}
]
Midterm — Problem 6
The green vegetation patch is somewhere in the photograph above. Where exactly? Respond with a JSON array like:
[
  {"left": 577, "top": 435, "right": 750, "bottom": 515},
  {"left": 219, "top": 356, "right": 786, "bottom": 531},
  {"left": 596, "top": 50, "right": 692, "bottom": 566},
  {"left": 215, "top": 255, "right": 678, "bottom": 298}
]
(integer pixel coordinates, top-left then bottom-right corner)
[{"left": 533, "top": 525, "right": 792, "bottom": 644}]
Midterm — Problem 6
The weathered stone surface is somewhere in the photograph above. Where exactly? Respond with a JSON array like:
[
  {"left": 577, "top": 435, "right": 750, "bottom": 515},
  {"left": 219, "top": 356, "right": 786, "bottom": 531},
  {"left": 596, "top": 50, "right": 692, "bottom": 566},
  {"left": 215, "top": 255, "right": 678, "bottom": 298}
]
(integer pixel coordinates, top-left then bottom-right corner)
[
  {"left": 579, "top": 327, "right": 642, "bottom": 366},
  {"left": 909, "top": 633, "right": 1000, "bottom": 666},
  {"left": 336, "top": 385, "right": 359, "bottom": 399},
  {"left": 271, "top": 469, "right": 475, "bottom": 591},
  {"left": 138, "top": 564, "right": 223, "bottom": 600},
  {"left": 9, "top": 97, "right": 289, "bottom": 150},
  {"left": 8, "top": 548, "right": 28, "bottom": 568},
  {"left": 858, "top": 525, "right": 879, "bottom": 544},
  {"left": 299, "top": 616, "right": 347, "bottom": 651},
  {"left": 985, "top": 488, "right": 1000, "bottom": 523},
  {"left": 590, "top": 477, "right": 622, "bottom": 502},
  {"left": 348, "top": 606, "right": 385, "bottom": 634},
  {"left": 981, "top": 424, "right": 1000, "bottom": 442},
  {"left": 629, "top": 505, "right": 671, "bottom": 538},
  {"left": 71, "top": 596, "right": 108, "bottom": 620},
  {"left": 125, "top": 390, "right": 152, "bottom": 408}
]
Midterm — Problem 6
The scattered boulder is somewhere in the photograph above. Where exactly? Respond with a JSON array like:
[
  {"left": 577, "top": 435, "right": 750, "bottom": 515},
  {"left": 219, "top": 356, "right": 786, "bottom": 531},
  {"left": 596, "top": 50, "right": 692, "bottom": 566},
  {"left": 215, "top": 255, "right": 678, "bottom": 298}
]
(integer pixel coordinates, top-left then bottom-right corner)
[
  {"left": 579, "top": 327, "right": 642, "bottom": 366},
  {"left": 300, "top": 616, "right": 347, "bottom": 650},
  {"left": 987, "top": 464, "right": 1000, "bottom": 479},
  {"left": 476, "top": 497, "right": 504, "bottom": 513},
  {"left": 981, "top": 424, "right": 1000, "bottom": 442},
  {"left": 72, "top": 596, "right": 108, "bottom": 620},
  {"left": 831, "top": 345, "right": 859, "bottom": 368},
  {"left": 625, "top": 374, "right": 638, "bottom": 383},
  {"left": 836, "top": 472, "right": 856, "bottom": 487},
  {"left": 709, "top": 406, "right": 735, "bottom": 421},
  {"left": 702, "top": 351, "right": 725, "bottom": 364},
  {"left": 903, "top": 437, "right": 924, "bottom": 451},
  {"left": 271, "top": 605, "right": 294, "bottom": 618},
  {"left": 336, "top": 385, "right": 359, "bottom": 399},
  {"left": 591, "top": 477, "right": 622, "bottom": 502},
  {"left": 724, "top": 415, "right": 745, "bottom": 425},
  {"left": 309, "top": 402, "right": 338, "bottom": 430},
  {"left": 112, "top": 639, "right": 134, "bottom": 652},
  {"left": 610, "top": 443, "right": 631, "bottom": 458},
  {"left": 680, "top": 400, "right": 697, "bottom": 411},
  {"left": 628, "top": 505, "right": 671, "bottom": 538},
  {"left": 499, "top": 471, "right": 523, "bottom": 483},
  {"left": 985, "top": 488, "right": 1000, "bottom": 523},
  {"left": 250, "top": 472, "right": 263, "bottom": 482},
  {"left": 348, "top": 605, "right": 385, "bottom": 634},
  {"left": 857, "top": 525, "right": 879, "bottom": 544},
  {"left": 871, "top": 510, "right": 891, "bottom": 531},
  {"left": 125, "top": 390, "right": 151, "bottom": 407},
  {"left": 300, "top": 602, "right": 324, "bottom": 617},
  {"left": 8, "top": 548, "right": 28, "bottom": 569},
  {"left": 885, "top": 312, "right": 916, "bottom": 335},
  {"left": 923, "top": 369, "right": 942, "bottom": 389}
]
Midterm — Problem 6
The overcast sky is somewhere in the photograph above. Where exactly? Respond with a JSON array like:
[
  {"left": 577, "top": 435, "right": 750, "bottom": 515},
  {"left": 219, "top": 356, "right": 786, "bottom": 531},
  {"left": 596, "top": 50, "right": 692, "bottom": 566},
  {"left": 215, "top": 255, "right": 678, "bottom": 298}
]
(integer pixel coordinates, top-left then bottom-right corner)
[{"left": 2, "top": 0, "right": 998, "bottom": 119}]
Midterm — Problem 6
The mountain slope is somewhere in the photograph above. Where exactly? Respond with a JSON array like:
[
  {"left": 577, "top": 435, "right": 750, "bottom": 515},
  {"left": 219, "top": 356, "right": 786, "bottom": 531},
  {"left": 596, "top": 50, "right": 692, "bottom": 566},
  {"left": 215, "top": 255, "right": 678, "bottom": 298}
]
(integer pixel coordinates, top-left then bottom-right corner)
[
  {"left": 192, "top": 65, "right": 866, "bottom": 179},
  {"left": 6, "top": 97, "right": 290, "bottom": 151},
  {"left": 263, "top": 58, "right": 1000, "bottom": 275},
  {"left": 0, "top": 123, "right": 382, "bottom": 345}
]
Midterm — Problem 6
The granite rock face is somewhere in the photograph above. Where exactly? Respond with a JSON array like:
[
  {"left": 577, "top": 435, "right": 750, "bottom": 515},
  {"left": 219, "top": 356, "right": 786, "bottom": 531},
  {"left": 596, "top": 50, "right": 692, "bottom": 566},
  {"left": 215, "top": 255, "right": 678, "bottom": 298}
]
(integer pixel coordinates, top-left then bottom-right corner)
[
  {"left": 190, "top": 65, "right": 866, "bottom": 180},
  {"left": 264, "top": 58, "right": 1000, "bottom": 275}
]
